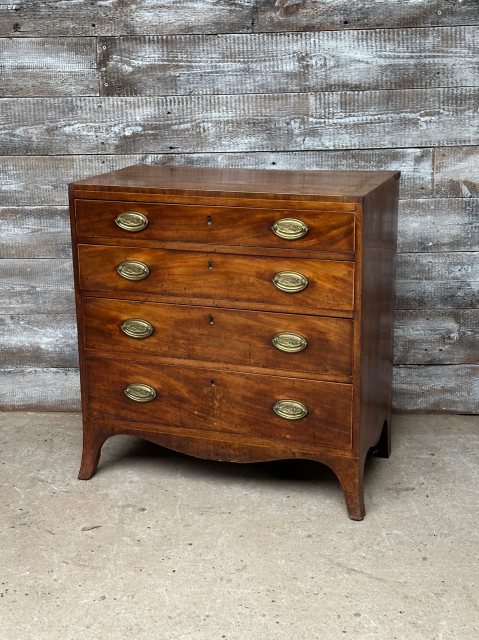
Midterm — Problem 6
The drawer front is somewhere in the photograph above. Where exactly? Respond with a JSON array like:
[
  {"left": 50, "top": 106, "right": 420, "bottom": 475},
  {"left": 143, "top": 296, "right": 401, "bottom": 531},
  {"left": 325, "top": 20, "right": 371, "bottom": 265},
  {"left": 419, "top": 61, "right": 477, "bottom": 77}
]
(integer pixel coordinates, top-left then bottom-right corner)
[
  {"left": 75, "top": 200, "right": 355, "bottom": 252},
  {"left": 82, "top": 298, "right": 353, "bottom": 380},
  {"left": 78, "top": 245, "right": 354, "bottom": 314},
  {"left": 86, "top": 357, "right": 353, "bottom": 450}
]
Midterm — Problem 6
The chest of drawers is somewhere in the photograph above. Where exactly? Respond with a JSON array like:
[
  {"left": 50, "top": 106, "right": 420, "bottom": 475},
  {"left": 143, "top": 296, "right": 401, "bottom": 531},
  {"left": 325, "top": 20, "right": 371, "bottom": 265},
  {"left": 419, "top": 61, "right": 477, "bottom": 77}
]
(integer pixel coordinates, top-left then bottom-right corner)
[{"left": 69, "top": 165, "right": 399, "bottom": 520}]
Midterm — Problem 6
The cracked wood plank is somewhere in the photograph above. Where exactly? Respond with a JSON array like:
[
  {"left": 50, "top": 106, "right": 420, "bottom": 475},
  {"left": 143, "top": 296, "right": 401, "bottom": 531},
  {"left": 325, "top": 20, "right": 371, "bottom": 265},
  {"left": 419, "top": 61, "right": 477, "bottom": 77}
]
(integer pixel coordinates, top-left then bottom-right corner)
[
  {"left": 393, "top": 365, "right": 479, "bottom": 413},
  {"left": 1, "top": 89, "right": 477, "bottom": 155},
  {"left": 394, "top": 310, "right": 479, "bottom": 365},
  {"left": 99, "top": 27, "right": 479, "bottom": 96},
  {"left": 0, "top": 37, "right": 98, "bottom": 97},
  {"left": 0, "top": 314, "right": 78, "bottom": 368}
]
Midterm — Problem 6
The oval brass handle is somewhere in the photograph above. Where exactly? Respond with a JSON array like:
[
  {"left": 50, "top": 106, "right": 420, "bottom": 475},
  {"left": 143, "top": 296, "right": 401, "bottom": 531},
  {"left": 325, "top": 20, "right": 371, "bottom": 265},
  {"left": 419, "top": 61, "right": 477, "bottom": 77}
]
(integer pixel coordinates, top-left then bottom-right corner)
[
  {"left": 273, "top": 271, "right": 309, "bottom": 293},
  {"left": 272, "top": 332, "right": 308, "bottom": 353},
  {"left": 116, "top": 260, "right": 150, "bottom": 281},
  {"left": 121, "top": 318, "right": 154, "bottom": 339},
  {"left": 115, "top": 211, "right": 149, "bottom": 232},
  {"left": 124, "top": 383, "right": 157, "bottom": 403},
  {"left": 273, "top": 400, "right": 309, "bottom": 420},
  {"left": 272, "top": 218, "right": 308, "bottom": 240}
]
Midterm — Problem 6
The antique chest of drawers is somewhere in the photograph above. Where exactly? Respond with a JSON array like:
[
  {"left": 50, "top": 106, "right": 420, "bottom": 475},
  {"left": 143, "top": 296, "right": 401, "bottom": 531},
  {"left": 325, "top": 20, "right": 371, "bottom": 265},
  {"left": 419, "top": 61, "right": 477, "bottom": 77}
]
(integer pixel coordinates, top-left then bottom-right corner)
[{"left": 69, "top": 165, "right": 399, "bottom": 520}]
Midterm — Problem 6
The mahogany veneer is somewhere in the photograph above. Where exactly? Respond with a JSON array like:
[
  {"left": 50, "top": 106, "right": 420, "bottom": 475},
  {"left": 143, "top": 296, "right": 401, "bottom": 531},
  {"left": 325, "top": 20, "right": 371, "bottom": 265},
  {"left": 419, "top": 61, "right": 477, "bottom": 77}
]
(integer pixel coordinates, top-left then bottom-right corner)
[{"left": 69, "top": 164, "right": 399, "bottom": 520}]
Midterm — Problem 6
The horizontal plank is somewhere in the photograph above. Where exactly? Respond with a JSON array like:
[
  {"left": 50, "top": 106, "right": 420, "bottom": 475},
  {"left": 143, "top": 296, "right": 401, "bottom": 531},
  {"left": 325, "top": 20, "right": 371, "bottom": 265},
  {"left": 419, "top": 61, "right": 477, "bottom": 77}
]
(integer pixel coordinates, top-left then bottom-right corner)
[
  {"left": 254, "top": 0, "right": 479, "bottom": 33},
  {"left": 1, "top": 89, "right": 477, "bottom": 155},
  {"left": 0, "top": 37, "right": 98, "bottom": 97},
  {"left": 393, "top": 365, "right": 479, "bottom": 413},
  {"left": 0, "top": 0, "right": 253, "bottom": 37},
  {"left": 0, "top": 368, "right": 80, "bottom": 411},
  {"left": 1, "top": 0, "right": 476, "bottom": 37},
  {"left": 0, "top": 207, "right": 71, "bottom": 258},
  {"left": 0, "top": 259, "right": 74, "bottom": 314},
  {"left": 0, "top": 149, "right": 433, "bottom": 206},
  {"left": 398, "top": 199, "right": 479, "bottom": 253},
  {"left": 397, "top": 252, "right": 479, "bottom": 281},
  {"left": 100, "top": 27, "right": 479, "bottom": 97},
  {"left": 0, "top": 314, "right": 78, "bottom": 367},
  {"left": 394, "top": 310, "right": 479, "bottom": 365},
  {"left": 434, "top": 146, "right": 479, "bottom": 198},
  {"left": 396, "top": 281, "right": 479, "bottom": 310},
  {"left": 396, "top": 253, "right": 479, "bottom": 309}
]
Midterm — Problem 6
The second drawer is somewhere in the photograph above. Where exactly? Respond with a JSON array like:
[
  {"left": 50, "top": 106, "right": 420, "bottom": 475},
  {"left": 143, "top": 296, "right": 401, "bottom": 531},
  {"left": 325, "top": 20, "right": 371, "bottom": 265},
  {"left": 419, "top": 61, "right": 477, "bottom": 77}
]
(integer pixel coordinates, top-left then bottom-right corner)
[
  {"left": 82, "top": 298, "right": 353, "bottom": 380},
  {"left": 78, "top": 245, "right": 354, "bottom": 314}
]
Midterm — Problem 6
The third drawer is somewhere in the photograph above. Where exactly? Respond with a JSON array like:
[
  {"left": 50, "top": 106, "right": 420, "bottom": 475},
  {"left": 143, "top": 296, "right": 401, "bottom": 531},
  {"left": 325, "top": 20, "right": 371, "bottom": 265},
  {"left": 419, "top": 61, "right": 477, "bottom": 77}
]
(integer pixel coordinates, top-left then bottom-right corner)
[{"left": 82, "top": 298, "right": 354, "bottom": 381}]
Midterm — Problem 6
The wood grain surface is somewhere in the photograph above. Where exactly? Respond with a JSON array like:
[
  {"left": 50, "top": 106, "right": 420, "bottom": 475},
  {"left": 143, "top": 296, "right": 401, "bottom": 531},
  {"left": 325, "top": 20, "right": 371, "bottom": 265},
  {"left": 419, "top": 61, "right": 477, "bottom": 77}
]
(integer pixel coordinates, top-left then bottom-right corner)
[
  {"left": 1, "top": 0, "right": 475, "bottom": 37},
  {"left": 0, "top": 38, "right": 98, "bottom": 97},
  {"left": 1, "top": 1, "right": 478, "bottom": 412},
  {"left": 2, "top": 89, "right": 477, "bottom": 155}
]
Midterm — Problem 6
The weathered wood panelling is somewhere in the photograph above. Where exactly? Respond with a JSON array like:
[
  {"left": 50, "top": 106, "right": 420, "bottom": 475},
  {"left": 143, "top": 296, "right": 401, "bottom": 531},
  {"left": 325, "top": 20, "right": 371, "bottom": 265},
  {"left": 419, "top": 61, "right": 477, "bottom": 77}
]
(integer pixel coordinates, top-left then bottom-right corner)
[
  {"left": 2, "top": 89, "right": 477, "bottom": 155},
  {"left": 393, "top": 365, "right": 479, "bottom": 414},
  {"left": 1, "top": 0, "right": 476, "bottom": 37},
  {"left": 398, "top": 199, "right": 479, "bottom": 252},
  {"left": 434, "top": 146, "right": 479, "bottom": 198},
  {"left": 99, "top": 27, "right": 479, "bottom": 96},
  {"left": 396, "top": 253, "right": 479, "bottom": 309},
  {"left": 0, "top": 207, "right": 71, "bottom": 258},
  {"left": 0, "top": 368, "right": 80, "bottom": 411},
  {"left": 0, "top": 38, "right": 99, "bottom": 97},
  {"left": 0, "top": 315, "right": 78, "bottom": 367},
  {"left": 0, "top": 149, "right": 433, "bottom": 206},
  {"left": 0, "top": 0, "right": 253, "bottom": 37},
  {"left": 254, "top": 0, "right": 479, "bottom": 33},
  {"left": 0, "top": 259, "right": 74, "bottom": 314},
  {"left": 0, "top": 2, "right": 477, "bottom": 413},
  {"left": 394, "top": 310, "right": 479, "bottom": 365}
]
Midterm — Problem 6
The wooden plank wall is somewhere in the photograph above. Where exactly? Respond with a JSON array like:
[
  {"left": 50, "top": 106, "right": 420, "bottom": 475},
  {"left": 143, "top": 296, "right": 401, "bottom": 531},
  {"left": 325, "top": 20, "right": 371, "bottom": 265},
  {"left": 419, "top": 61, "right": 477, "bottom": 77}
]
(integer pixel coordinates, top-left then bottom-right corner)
[{"left": 0, "top": 1, "right": 478, "bottom": 412}]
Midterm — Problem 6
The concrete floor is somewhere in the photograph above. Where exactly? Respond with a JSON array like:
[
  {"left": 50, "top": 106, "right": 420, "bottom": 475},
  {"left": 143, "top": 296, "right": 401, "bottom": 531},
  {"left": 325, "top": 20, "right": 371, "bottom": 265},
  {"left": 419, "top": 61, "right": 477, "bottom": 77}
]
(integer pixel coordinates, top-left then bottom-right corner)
[{"left": 0, "top": 413, "right": 478, "bottom": 640}]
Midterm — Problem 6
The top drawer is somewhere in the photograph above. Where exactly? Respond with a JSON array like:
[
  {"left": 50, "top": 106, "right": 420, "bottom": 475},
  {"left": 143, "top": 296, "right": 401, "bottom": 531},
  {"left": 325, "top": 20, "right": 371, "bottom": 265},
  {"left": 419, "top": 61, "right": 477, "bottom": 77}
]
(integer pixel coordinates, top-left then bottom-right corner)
[{"left": 74, "top": 200, "right": 355, "bottom": 253}]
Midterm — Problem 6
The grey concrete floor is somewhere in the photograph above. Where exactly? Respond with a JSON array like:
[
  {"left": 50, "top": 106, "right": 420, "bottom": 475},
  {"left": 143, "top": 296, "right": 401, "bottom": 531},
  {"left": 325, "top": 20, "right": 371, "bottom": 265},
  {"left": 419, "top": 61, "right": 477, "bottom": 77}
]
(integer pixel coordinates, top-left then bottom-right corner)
[{"left": 0, "top": 413, "right": 478, "bottom": 640}]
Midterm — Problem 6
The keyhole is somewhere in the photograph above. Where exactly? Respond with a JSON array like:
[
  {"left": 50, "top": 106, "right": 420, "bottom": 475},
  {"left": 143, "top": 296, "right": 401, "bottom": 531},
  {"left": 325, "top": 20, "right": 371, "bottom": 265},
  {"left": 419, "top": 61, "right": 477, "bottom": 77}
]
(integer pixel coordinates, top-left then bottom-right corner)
[
  {"left": 208, "top": 260, "right": 214, "bottom": 270},
  {"left": 207, "top": 215, "right": 213, "bottom": 226},
  {"left": 211, "top": 379, "right": 216, "bottom": 387},
  {"left": 208, "top": 315, "right": 214, "bottom": 325}
]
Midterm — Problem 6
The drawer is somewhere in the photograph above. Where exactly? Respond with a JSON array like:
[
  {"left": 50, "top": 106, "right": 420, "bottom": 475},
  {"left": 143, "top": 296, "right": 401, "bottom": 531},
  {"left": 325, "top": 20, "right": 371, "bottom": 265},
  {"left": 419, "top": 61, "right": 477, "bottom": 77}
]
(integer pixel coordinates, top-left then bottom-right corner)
[
  {"left": 78, "top": 245, "right": 354, "bottom": 314},
  {"left": 86, "top": 357, "right": 353, "bottom": 450},
  {"left": 75, "top": 200, "right": 355, "bottom": 253},
  {"left": 82, "top": 298, "right": 353, "bottom": 380}
]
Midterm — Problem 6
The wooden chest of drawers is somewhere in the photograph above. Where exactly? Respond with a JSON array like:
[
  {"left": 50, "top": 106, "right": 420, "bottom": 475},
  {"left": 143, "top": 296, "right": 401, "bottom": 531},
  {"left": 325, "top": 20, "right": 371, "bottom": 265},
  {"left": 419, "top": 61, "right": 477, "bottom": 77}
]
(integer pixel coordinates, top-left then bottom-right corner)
[{"left": 69, "top": 165, "right": 399, "bottom": 520}]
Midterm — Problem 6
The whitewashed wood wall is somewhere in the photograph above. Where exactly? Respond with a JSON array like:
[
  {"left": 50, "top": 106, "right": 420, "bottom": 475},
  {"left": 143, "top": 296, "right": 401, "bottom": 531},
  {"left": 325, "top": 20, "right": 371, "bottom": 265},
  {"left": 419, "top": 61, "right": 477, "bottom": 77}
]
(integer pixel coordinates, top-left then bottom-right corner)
[{"left": 0, "top": 1, "right": 478, "bottom": 412}]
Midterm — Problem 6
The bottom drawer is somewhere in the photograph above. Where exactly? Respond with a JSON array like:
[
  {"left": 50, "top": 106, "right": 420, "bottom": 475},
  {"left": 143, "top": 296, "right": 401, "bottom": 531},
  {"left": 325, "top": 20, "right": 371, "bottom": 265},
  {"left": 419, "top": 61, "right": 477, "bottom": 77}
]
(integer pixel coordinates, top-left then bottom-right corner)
[{"left": 86, "top": 357, "right": 353, "bottom": 450}]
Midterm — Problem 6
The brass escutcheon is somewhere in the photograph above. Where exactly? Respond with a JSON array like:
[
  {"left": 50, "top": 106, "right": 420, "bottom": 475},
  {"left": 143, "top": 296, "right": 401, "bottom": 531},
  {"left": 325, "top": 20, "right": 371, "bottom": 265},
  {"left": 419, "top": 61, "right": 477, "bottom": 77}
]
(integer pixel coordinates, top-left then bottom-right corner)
[
  {"left": 115, "top": 211, "right": 149, "bottom": 232},
  {"left": 273, "top": 399, "right": 309, "bottom": 420},
  {"left": 272, "top": 332, "right": 308, "bottom": 353},
  {"left": 272, "top": 218, "right": 308, "bottom": 240},
  {"left": 121, "top": 318, "right": 154, "bottom": 339},
  {"left": 273, "top": 271, "right": 309, "bottom": 293},
  {"left": 116, "top": 260, "right": 150, "bottom": 281},
  {"left": 124, "top": 383, "right": 157, "bottom": 403}
]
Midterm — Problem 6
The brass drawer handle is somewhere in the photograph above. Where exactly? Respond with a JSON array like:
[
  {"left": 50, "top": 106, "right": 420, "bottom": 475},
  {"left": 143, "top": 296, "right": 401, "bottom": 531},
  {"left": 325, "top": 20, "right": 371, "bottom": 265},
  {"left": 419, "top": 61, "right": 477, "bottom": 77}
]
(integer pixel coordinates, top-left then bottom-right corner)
[
  {"left": 115, "top": 211, "right": 149, "bottom": 232},
  {"left": 273, "top": 400, "right": 309, "bottom": 420},
  {"left": 124, "top": 383, "right": 157, "bottom": 403},
  {"left": 121, "top": 318, "right": 154, "bottom": 339},
  {"left": 116, "top": 260, "right": 150, "bottom": 281},
  {"left": 272, "top": 332, "right": 308, "bottom": 353},
  {"left": 273, "top": 271, "right": 309, "bottom": 293},
  {"left": 272, "top": 218, "right": 308, "bottom": 240}
]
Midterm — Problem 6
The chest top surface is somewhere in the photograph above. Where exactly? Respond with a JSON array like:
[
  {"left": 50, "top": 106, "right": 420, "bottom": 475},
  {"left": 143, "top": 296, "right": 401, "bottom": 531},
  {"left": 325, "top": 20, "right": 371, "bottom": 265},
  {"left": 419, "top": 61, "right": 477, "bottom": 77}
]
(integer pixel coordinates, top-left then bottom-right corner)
[{"left": 70, "top": 164, "right": 399, "bottom": 202}]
